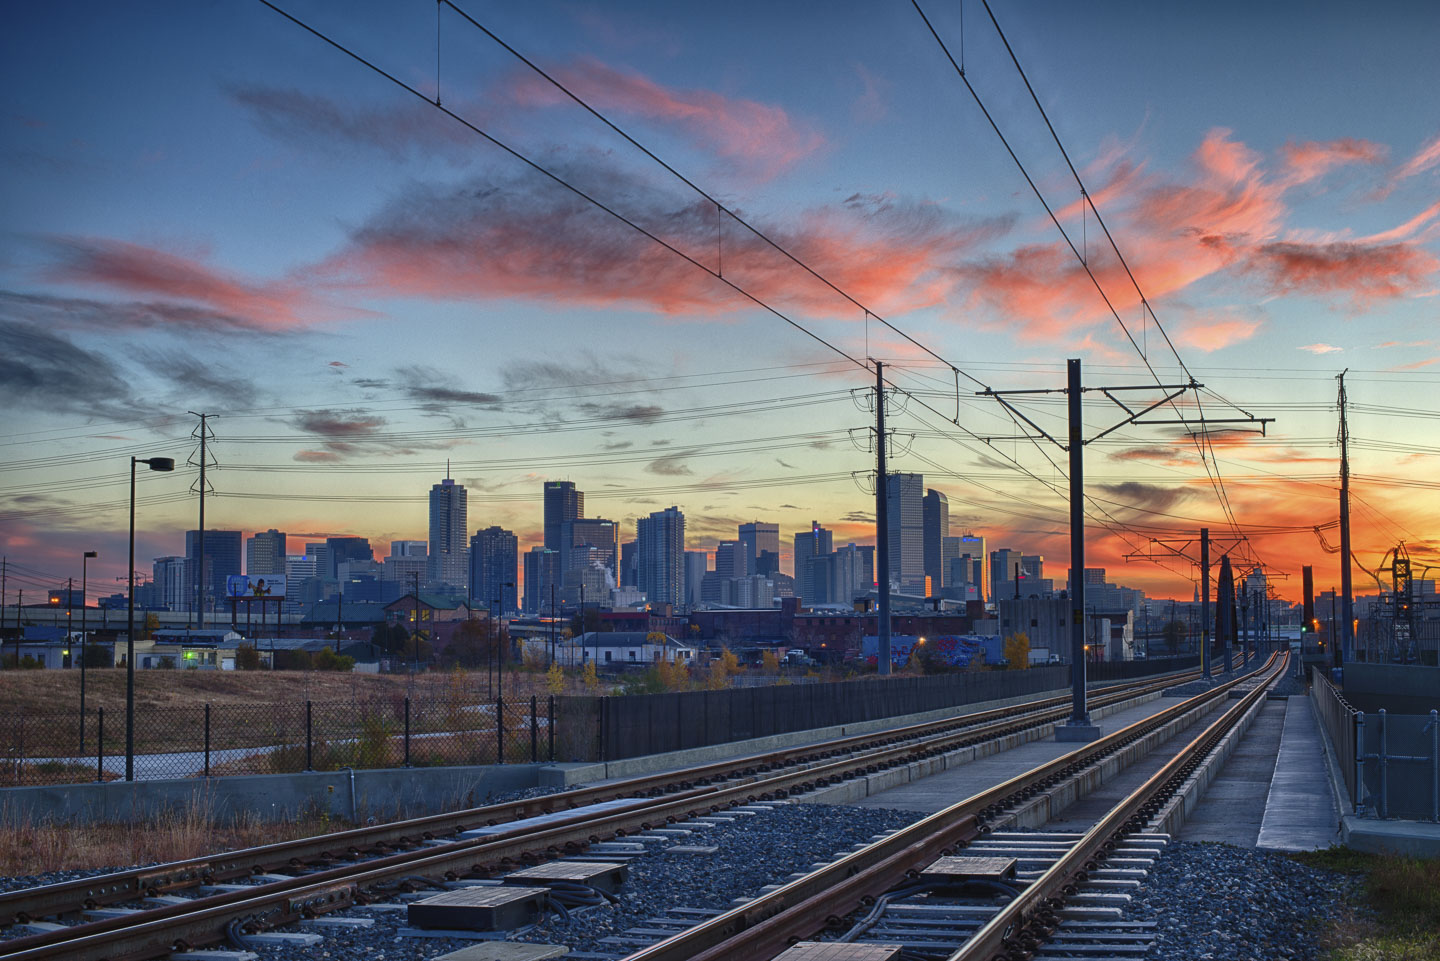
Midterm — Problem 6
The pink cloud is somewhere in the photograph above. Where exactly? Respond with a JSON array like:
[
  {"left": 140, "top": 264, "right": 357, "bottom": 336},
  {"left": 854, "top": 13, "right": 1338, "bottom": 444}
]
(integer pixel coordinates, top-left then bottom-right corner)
[
  {"left": 1176, "top": 316, "right": 1261, "bottom": 352},
  {"left": 44, "top": 237, "right": 342, "bottom": 330},
  {"left": 1279, "top": 137, "right": 1386, "bottom": 184},
  {"left": 509, "top": 57, "right": 823, "bottom": 180},
  {"left": 1387, "top": 133, "right": 1440, "bottom": 190},
  {"left": 1242, "top": 241, "right": 1438, "bottom": 305}
]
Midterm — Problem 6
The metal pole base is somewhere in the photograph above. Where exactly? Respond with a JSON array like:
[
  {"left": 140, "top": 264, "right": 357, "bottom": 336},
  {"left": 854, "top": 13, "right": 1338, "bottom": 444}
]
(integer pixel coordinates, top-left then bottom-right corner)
[{"left": 1056, "top": 720, "right": 1102, "bottom": 743}]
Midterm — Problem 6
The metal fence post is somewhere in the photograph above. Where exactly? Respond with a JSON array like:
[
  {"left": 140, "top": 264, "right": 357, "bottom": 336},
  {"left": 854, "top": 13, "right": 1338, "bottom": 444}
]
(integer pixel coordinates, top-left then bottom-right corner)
[
  {"left": 96, "top": 707, "right": 104, "bottom": 782},
  {"left": 530, "top": 696, "right": 537, "bottom": 763},
  {"left": 1379, "top": 709, "right": 1389, "bottom": 819},
  {"left": 1431, "top": 709, "right": 1438, "bottom": 823},
  {"left": 1355, "top": 711, "right": 1366, "bottom": 814},
  {"left": 548, "top": 695, "right": 555, "bottom": 762},
  {"left": 496, "top": 694, "right": 505, "bottom": 764},
  {"left": 403, "top": 697, "right": 411, "bottom": 768},
  {"left": 305, "top": 700, "right": 313, "bottom": 772},
  {"left": 204, "top": 704, "right": 211, "bottom": 778}
]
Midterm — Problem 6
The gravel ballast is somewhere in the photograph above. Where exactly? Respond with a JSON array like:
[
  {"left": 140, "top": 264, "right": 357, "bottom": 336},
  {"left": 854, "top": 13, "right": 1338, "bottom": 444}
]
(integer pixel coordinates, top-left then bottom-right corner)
[{"left": 1124, "top": 840, "right": 1358, "bottom": 961}]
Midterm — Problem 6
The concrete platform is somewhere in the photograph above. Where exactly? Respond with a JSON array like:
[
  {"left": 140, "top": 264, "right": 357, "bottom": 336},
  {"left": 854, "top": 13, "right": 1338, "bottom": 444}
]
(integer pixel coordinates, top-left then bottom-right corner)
[
  {"left": 842, "top": 696, "right": 1188, "bottom": 814},
  {"left": 1175, "top": 700, "right": 1286, "bottom": 845},
  {"left": 1256, "top": 697, "right": 1341, "bottom": 851}
]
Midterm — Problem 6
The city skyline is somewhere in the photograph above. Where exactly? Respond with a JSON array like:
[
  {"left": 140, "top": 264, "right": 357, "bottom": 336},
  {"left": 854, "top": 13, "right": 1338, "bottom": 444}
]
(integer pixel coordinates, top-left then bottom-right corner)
[{"left": 2, "top": 2, "right": 1437, "bottom": 607}]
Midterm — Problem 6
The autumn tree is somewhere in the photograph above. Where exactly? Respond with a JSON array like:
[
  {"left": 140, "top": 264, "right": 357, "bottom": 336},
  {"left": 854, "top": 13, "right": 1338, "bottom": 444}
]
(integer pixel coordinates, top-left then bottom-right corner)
[{"left": 1003, "top": 632, "right": 1031, "bottom": 670}]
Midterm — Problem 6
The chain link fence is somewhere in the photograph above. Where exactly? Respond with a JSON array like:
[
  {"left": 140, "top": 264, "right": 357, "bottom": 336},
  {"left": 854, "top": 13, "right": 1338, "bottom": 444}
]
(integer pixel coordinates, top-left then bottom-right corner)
[{"left": 0, "top": 695, "right": 556, "bottom": 785}]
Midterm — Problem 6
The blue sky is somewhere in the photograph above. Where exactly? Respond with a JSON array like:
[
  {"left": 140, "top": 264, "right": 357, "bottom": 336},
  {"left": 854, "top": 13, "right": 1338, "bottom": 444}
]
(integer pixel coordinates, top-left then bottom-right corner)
[{"left": 2, "top": 0, "right": 1437, "bottom": 601}]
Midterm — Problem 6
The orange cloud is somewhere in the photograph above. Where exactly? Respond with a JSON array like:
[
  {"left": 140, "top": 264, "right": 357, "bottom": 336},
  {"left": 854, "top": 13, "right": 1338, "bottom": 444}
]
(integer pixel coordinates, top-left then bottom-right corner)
[{"left": 317, "top": 169, "right": 1012, "bottom": 320}]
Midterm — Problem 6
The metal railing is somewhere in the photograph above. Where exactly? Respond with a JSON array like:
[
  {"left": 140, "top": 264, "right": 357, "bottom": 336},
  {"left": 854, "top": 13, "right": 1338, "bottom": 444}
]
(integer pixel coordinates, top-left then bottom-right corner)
[{"left": 1310, "top": 666, "right": 1358, "bottom": 806}]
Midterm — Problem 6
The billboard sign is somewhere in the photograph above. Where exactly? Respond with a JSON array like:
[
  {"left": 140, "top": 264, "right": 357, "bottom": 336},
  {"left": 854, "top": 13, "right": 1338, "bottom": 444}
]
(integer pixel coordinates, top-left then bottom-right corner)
[{"left": 225, "top": 574, "right": 287, "bottom": 599}]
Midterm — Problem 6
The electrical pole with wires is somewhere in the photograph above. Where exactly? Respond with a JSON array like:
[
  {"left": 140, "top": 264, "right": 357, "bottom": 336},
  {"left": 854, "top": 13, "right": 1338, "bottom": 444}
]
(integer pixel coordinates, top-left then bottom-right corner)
[
  {"left": 874, "top": 361, "right": 892, "bottom": 676},
  {"left": 188, "top": 412, "right": 214, "bottom": 630},
  {"left": 1337, "top": 369, "right": 1354, "bottom": 666},
  {"left": 982, "top": 359, "right": 1270, "bottom": 738}
]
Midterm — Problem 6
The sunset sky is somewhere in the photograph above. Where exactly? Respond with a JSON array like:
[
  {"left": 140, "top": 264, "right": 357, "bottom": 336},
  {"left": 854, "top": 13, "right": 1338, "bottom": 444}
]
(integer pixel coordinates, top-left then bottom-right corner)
[{"left": 2, "top": 0, "right": 1438, "bottom": 605}]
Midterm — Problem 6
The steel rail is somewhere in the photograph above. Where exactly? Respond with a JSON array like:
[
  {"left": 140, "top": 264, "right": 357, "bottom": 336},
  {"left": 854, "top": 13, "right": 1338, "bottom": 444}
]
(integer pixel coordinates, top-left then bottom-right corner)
[
  {"left": 0, "top": 668, "right": 1197, "bottom": 927},
  {"left": 947, "top": 653, "right": 1287, "bottom": 961},
  {"left": 0, "top": 670, "right": 1200, "bottom": 960},
  {"left": 618, "top": 653, "right": 1278, "bottom": 961}
]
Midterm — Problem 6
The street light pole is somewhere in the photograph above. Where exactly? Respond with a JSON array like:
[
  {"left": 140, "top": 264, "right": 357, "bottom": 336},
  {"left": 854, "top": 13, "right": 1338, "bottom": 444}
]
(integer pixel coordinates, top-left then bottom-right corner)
[
  {"left": 127, "top": 456, "right": 175, "bottom": 781},
  {"left": 80, "top": 551, "right": 96, "bottom": 751}
]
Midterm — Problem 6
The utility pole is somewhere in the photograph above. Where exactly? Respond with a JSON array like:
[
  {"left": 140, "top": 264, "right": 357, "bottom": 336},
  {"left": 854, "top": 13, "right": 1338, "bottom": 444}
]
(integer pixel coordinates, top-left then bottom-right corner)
[
  {"left": 1201, "top": 528, "right": 1210, "bottom": 679},
  {"left": 1065, "top": 358, "right": 1088, "bottom": 729},
  {"left": 1, "top": 557, "right": 7, "bottom": 636},
  {"left": 1337, "top": 370, "right": 1353, "bottom": 666},
  {"left": 874, "top": 361, "right": 892, "bottom": 676},
  {"left": 410, "top": 570, "right": 420, "bottom": 676}
]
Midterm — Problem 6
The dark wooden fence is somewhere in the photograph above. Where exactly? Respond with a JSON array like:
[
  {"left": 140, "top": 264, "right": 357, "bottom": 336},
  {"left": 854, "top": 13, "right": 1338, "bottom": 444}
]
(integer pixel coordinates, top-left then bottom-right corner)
[{"left": 558, "top": 656, "right": 1198, "bottom": 762}]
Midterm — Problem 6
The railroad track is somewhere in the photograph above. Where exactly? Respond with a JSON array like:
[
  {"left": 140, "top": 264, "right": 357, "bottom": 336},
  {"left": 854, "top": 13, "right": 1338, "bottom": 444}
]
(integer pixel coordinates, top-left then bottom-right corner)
[
  {"left": 0, "top": 667, "right": 1206, "bottom": 959},
  {"left": 613, "top": 652, "right": 1284, "bottom": 961}
]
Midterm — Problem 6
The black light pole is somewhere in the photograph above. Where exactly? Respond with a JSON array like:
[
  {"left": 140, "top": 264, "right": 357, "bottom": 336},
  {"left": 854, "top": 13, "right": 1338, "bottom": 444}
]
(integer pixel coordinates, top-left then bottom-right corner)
[
  {"left": 127, "top": 456, "right": 175, "bottom": 782},
  {"left": 79, "top": 550, "right": 96, "bottom": 751}
]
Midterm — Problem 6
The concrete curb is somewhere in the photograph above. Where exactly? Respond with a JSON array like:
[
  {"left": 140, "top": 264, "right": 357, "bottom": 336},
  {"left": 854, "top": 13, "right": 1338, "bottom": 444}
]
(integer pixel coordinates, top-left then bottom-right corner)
[
  {"left": 795, "top": 690, "right": 1164, "bottom": 808},
  {"left": 1147, "top": 683, "right": 1272, "bottom": 837}
]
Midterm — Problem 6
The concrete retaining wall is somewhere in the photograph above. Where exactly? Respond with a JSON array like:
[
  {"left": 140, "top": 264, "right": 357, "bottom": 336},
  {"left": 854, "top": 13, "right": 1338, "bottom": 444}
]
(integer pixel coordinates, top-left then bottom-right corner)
[
  {"left": 1148, "top": 689, "right": 1272, "bottom": 836},
  {"left": 0, "top": 764, "right": 539, "bottom": 826}
]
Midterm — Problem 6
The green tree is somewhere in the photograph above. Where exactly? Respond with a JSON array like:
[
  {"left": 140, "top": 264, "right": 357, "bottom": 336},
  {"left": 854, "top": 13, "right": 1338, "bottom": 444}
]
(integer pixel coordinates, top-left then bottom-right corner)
[{"left": 312, "top": 647, "right": 355, "bottom": 672}]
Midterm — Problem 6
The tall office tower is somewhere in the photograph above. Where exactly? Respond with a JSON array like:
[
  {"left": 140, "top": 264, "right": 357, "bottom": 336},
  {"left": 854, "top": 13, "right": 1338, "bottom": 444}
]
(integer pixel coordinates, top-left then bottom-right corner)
[
  {"left": 543, "top": 481, "right": 584, "bottom": 552},
  {"left": 153, "top": 556, "right": 189, "bottom": 611},
  {"left": 470, "top": 526, "right": 518, "bottom": 613},
  {"left": 306, "top": 542, "right": 334, "bottom": 579},
  {"left": 391, "top": 540, "right": 427, "bottom": 558},
  {"left": 991, "top": 548, "right": 1023, "bottom": 598},
  {"left": 923, "top": 489, "right": 950, "bottom": 594},
  {"left": 246, "top": 529, "right": 286, "bottom": 577},
  {"left": 186, "top": 530, "right": 241, "bottom": 614},
  {"left": 756, "top": 550, "right": 781, "bottom": 577},
  {"left": 792, "top": 521, "right": 834, "bottom": 603},
  {"left": 327, "top": 536, "right": 373, "bottom": 573},
  {"left": 522, "top": 547, "right": 561, "bottom": 614},
  {"left": 561, "top": 517, "right": 618, "bottom": 577},
  {"left": 283, "top": 553, "right": 319, "bottom": 616},
  {"left": 714, "top": 540, "right": 747, "bottom": 579},
  {"left": 383, "top": 552, "right": 427, "bottom": 586},
  {"left": 428, "top": 475, "right": 468, "bottom": 592},
  {"left": 1020, "top": 555, "right": 1044, "bottom": 581},
  {"left": 684, "top": 551, "right": 708, "bottom": 610},
  {"left": 737, "top": 522, "right": 780, "bottom": 575},
  {"left": 955, "top": 533, "right": 987, "bottom": 599},
  {"left": 637, "top": 506, "right": 685, "bottom": 610},
  {"left": 619, "top": 540, "right": 637, "bottom": 587},
  {"left": 885, "top": 472, "right": 925, "bottom": 593},
  {"left": 832, "top": 543, "right": 871, "bottom": 605},
  {"left": 1084, "top": 568, "right": 1106, "bottom": 586}
]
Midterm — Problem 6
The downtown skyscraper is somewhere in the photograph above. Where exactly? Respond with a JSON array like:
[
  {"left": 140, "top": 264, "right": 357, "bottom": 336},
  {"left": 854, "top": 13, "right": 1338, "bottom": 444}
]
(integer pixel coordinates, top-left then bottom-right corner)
[
  {"left": 885, "top": 472, "right": 925, "bottom": 594},
  {"left": 428, "top": 473, "right": 468, "bottom": 592},
  {"left": 470, "top": 526, "right": 518, "bottom": 613},
  {"left": 543, "top": 481, "right": 583, "bottom": 552},
  {"left": 637, "top": 506, "right": 685, "bottom": 610}
]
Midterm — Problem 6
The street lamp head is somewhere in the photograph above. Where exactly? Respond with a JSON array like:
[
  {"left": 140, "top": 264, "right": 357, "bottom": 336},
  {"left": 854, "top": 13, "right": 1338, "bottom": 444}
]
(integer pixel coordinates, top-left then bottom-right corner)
[
  {"left": 84, "top": 551, "right": 98, "bottom": 559},
  {"left": 141, "top": 457, "right": 176, "bottom": 472}
]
